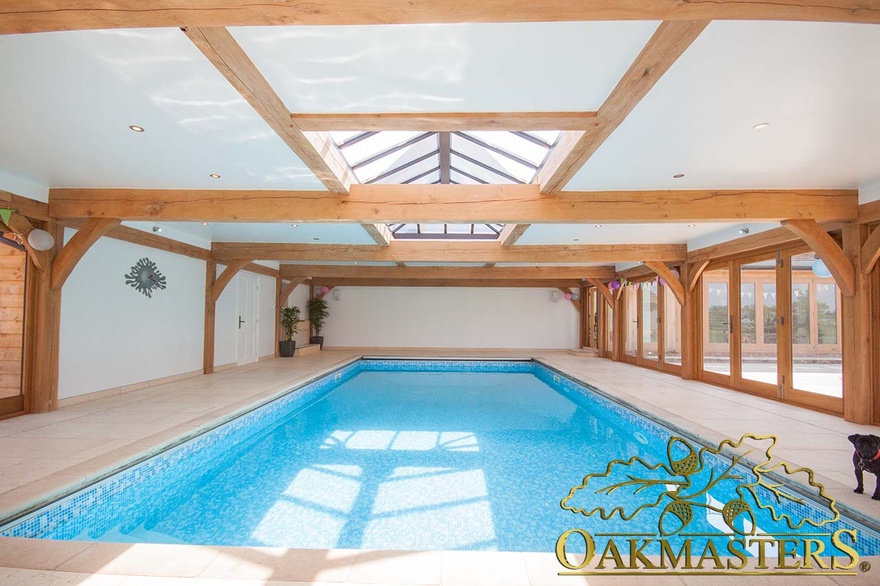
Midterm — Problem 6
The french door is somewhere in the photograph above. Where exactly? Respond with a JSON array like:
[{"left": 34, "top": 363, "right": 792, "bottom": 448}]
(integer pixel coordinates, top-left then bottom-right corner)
[
  {"left": 623, "top": 280, "right": 682, "bottom": 374},
  {"left": 698, "top": 250, "right": 842, "bottom": 413}
]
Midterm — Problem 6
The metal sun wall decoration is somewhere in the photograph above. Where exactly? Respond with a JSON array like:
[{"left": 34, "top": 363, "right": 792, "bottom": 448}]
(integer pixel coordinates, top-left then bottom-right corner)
[{"left": 124, "top": 257, "right": 167, "bottom": 298}]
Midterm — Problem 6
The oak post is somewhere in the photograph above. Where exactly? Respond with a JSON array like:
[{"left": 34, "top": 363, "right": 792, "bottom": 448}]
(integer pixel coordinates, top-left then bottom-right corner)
[
  {"left": 842, "top": 224, "right": 872, "bottom": 423},
  {"left": 204, "top": 260, "right": 216, "bottom": 375}
]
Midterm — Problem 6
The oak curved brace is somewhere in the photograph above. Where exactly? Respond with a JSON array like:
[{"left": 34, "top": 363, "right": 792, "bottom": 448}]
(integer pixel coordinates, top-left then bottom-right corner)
[
  {"left": 212, "top": 259, "right": 252, "bottom": 303},
  {"left": 861, "top": 225, "right": 880, "bottom": 275},
  {"left": 50, "top": 218, "right": 120, "bottom": 290},
  {"left": 5, "top": 212, "right": 50, "bottom": 272},
  {"left": 781, "top": 219, "right": 854, "bottom": 297},
  {"left": 644, "top": 261, "right": 685, "bottom": 305}
]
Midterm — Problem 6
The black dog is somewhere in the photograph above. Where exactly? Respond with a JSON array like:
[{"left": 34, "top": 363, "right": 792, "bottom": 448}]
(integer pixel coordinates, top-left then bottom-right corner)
[{"left": 848, "top": 434, "right": 880, "bottom": 500}]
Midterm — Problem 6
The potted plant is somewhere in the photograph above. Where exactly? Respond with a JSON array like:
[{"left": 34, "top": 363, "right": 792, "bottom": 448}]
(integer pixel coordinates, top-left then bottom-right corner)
[
  {"left": 307, "top": 296, "right": 329, "bottom": 349},
  {"left": 279, "top": 305, "right": 301, "bottom": 357}
]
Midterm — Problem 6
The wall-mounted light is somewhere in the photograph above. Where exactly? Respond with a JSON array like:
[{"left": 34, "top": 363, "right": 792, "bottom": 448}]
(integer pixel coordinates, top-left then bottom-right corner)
[
  {"left": 551, "top": 291, "right": 560, "bottom": 303},
  {"left": 27, "top": 228, "right": 55, "bottom": 251},
  {"left": 332, "top": 289, "right": 341, "bottom": 301},
  {"left": 152, "top": 226, "right": 162, "bottom": 233},
  {"left": 739, "top": 227, "right": 750, "bottom": 235}
]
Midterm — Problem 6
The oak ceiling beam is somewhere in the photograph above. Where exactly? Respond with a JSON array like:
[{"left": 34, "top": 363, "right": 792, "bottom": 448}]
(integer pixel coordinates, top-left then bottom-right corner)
[
  {"left": 1, "top": 190, "right": 50, "bottom": 221},
  {"left": 499, "top": 224, "right": 531, "bottom": 247},
  {"left": 312, "top": 278, "right": 586, "bottom": 288},
  {"left": 5, "top": 213, "right": 51, "bottom": 272},
  {"left": 860, "top": 199, "right": 880, "bottom": 225},
  {"left": 183, "top": 26, "right": 355, "bottom": 193},
  {"left": 782, "top": 219, "right": 855, "bottom": 297},
  {"left": 4, "top": 2, "right": 878, "bottom": 35},
  {"left": 538, "top": 20, "right": 710, "bottom": 193},
  {"left": 50, "top": 218, "right": 121, "bottom": 290},
  {"left": 279, "top": 264, "right": 616, "bottom": 280},
  {"left": 360, "top": 223, "right": 393, "bottom": 246},
  {"left": 214, "top": 241, "right": 687, "bottom": 263},
  {"left": 292, "top": 111, "right": 598, "bottom": 132},
  {"left": 686, "top": 223, "right": 844, "bottom": 264},
  {"left": 49, "top": 186, "right": 858, "bottom": 224}
]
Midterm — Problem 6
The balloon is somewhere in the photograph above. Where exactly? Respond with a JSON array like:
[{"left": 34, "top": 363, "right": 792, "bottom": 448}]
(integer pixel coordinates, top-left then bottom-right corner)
[
  {"left": 564, "top": 292, "right": 572, "bottom": 300},
  {"left": 659, "top": 278, "right": 666, "bottom": 286},
  {"left": 671, "top": 268, "right": 680, "bottom": 278},
  {"left": 320, "top": 286, "right": 330, "bottom": 294},
  {"left": 609, "top": 280, "right": 621, "bottom": 291},
  {"left": 812, "top": 259, "right": 832, "bottom": 278}
]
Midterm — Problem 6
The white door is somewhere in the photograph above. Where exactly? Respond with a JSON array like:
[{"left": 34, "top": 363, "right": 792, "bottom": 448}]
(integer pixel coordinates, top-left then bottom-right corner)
[{"left": 236, "top": 273, "right": 259, "bottom": 365}]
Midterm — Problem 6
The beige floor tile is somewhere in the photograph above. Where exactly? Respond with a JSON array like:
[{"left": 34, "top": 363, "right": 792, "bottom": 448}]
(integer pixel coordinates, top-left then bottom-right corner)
[
  {"left": 440, "top": 551, "right": 529, "bottom": 586},
  {"left": 0, "top": 538, "right": 94, "bottom": 570},
  {"left": 57, "top": 543, "right": 220, "bottom": 577},
  {"left": 0, "top": 567, "right": 126, "bottom": 586},
  {"left": 349, "top": 550, "right": 441, "bottom": 584}
]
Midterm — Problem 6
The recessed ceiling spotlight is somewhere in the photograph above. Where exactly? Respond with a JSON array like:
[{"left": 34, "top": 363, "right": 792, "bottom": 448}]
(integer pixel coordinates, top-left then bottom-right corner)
[
  {"left": 209, "top": 173, "right": 221, "bottom": 179},
  {"left": 673, "top": 173, "right": 685, "bottom": 179},
  {"left": 688, "top": 224, "right": 697, "bottom": 228},
  {"left": 201, "top": 222, "right": 209, "bottom": 226},
  {"left": 594, "top": 224, "right": 603, "bottom": 229},
  {"left": 291, "top": 224, "right": 298, "bottom": 228},
  {"left": 128, "top": 125, "right": 145, "bottom": 133},
  {"left": 739, "top": 227, "right": 751, "bottom": 235},
  {"left": 752, "top": 122, "right": 770, "bottom": 131},
  {"left": 152, "top": 226, "right": 162, "bottom": 233},
  {"left": 313, "top": 237, "right": 320, "bottom": 241},
  {"left": 573, "top": 238, "right": 580, "bottom": 242}
]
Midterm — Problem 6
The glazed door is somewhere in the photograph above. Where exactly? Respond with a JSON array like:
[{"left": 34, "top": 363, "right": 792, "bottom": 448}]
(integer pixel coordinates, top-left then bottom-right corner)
[{"left": 700, "top": 266, "right": 732, "bottom": 386}]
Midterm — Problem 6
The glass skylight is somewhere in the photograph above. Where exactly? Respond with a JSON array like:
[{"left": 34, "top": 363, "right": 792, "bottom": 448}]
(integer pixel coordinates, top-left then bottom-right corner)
[{"left": 331, "top": 129, "right": 559, "bottom": 239}]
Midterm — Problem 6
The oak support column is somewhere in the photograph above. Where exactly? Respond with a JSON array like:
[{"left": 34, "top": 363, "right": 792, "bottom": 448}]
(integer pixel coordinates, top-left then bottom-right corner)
[
  {"left": 597, "top": 298, "right": 608, "bottom": 357},
  {"left": 275, "top": 276, "right": 282, "bottom": 358},
  {"left": 680, "top": 263, "right": 698, "bottom": 380},
  {"left": 612, "top": 288, "right": 624, "bottom": 362},
  {"left": 842, "top": 224, "right": 872, "bottom": 423},
  {"left": 26, "top": 221, "right": 63, "bottom": 412},
  {"left": 204, "top": 260, "right": 216, "bottom": 375}
]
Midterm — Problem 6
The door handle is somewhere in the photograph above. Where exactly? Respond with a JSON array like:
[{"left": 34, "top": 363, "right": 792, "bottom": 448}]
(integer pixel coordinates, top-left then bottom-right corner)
[{"left": 238, "top": 316, "right": 245, "bottom": 329}]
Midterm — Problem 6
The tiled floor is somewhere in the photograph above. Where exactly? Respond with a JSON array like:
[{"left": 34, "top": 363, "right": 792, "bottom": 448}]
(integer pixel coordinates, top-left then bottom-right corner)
[{"left": 0, "top": 349, "right": 879, "bottom": 585}]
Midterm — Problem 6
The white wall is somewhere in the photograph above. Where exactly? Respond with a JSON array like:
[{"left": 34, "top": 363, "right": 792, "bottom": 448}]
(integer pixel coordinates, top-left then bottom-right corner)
[
  {"left": 321, "top": 287, "right": 579, "bottom": 349},
  {"left": 860, "top": 178, "right": 880, "bottom": 204},
  {"left": 59, "top": 231, "right": 207, "bottom": 399}
]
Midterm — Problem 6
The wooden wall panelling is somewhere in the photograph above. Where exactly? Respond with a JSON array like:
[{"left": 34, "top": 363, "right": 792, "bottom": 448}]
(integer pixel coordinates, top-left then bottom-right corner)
[{"left": 0, "top": 245, "right": 25, "bottom": 404}]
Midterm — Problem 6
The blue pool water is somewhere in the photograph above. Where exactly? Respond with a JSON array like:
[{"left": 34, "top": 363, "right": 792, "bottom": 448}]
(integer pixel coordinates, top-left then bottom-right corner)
[{"left": 2, "top": 359, "right": 879, "bottom": 555}]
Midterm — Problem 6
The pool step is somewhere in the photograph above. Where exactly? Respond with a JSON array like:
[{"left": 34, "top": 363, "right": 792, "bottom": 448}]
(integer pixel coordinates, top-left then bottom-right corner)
[
  {"left": 294, "top": 343, "right": 321, "bottom": 356},
  {"left": 568, "top": 347, "right": 599, "bottom": 357}
]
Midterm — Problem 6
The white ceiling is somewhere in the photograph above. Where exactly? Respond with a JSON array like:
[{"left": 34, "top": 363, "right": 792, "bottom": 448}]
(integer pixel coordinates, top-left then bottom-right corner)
[
  {"left": 517, "top": 223, "right": 739, "bottom": 245},
  {"left": 133, "top": 222, "right": 377, "bottom": 244},
  {"left": 0, "top": 20, "right": 875, "bottom": 252},
  {"left": 566, "top": 21, "right": 880, "bottom": 191},
  {"left": 231, "top": 21, "right": 659, "bottom": 113},
  {"left": 0, "top": 28, "right": 323, "bottom": 191}
]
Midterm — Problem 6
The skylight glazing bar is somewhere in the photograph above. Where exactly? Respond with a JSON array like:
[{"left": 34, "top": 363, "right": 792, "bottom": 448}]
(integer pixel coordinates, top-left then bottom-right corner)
[
  {"left": 366, "top": 150, "right": 439, "bottom": 184},
  {"left": 350, "top": 132, "right": 435, "bottom": 170},
  {"left": 513, "top": 131, "right": 555, "bottom": 149},
  {"left": 402, "top": 166, "right": 441, "bottom": 184},
  {"left": 450, "top": 167, "right": 489, "bottom": 185},
  {"left": 453, "top": 132, "right": 539, "bottom": 170},
  {"left": 451, "top": 150, "right": 525, "bottom": 184},
  {"left": 336, "top": 131, "right": 378, "bottom": 149}
]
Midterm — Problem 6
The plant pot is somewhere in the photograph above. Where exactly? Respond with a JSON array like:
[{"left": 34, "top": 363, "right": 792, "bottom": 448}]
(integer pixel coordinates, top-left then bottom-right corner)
[
  {"left": 279, "top": 340, "right": 296, "bottom": 358},
  {"left": 310, "top": 336, "right": 324, "bottom": 349}
]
